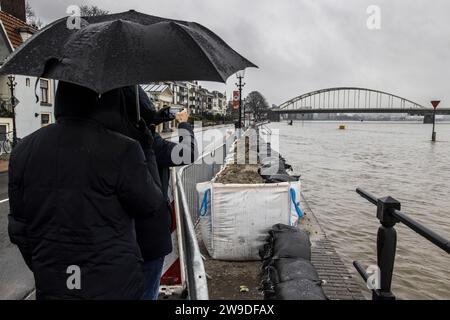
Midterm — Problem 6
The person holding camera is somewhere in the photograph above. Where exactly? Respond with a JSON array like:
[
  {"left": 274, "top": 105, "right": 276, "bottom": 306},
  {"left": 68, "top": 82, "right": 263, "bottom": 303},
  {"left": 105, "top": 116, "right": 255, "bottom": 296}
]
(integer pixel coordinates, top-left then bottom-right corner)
[{"left": 123, "top": 86, "right": 197, "bottom": 300}]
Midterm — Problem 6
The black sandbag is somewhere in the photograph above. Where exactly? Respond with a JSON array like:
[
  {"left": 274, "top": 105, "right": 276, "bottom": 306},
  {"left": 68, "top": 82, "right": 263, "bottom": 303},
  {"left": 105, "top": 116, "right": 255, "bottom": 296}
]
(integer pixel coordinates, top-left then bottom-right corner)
[
  {"left": 260, "top": 224, "right": 311, "bottom": 262},
  {"left": 260, "top": 265, "right": 279, "bottom": 292},
  {"left": 274, "top": 258, "right": 319, "bottom": 283},
  {"left": 260, "top": 224, "right": 295, "bottom": 260},
  {"left": 270, "top": 223, "right": 299, "bottom": 233},
  {"left": 260, "top": 224, "right": 296, "bottom": 260},
  {"left": 259, "top": 242, "right": 273, "bottom": 260},
  {"left": 262, "top": 258, "right": 319, "bottom": 286},
  {"left": 268, "top": 279, "right": 327, "bottom": 300},
  {"left": 259, "top": 156, "right": 291, "bottom": 177},
  {"left": 271, "top": 229, "right": 311, "bottom": 260},
  {"left": 264, "top": 174, "right": 300, "bottom": 183}
]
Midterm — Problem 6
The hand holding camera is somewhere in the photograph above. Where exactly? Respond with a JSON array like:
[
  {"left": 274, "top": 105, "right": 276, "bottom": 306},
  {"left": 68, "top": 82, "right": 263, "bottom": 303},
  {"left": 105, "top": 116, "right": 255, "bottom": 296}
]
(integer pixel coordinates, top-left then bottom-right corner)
[{"left": 175, "top": 108, "right": 189, "bottom": 123}]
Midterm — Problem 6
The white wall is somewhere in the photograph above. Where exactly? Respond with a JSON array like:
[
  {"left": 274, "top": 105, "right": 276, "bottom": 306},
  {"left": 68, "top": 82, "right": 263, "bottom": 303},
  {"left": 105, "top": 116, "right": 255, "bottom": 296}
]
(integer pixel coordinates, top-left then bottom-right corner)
[{"left": 1, "top": 76, "right": 55, "bottom": 139}]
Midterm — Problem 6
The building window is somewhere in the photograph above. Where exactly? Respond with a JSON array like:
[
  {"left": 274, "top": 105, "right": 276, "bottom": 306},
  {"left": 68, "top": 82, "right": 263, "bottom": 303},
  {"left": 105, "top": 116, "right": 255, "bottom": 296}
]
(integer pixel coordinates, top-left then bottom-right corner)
[
  {"left": 40, "top": 79, "right": 49, "bottom": 103},
  {"left": 41, "top": 113, "right": 51, "bottom": 127},
  {"left": 25, "top": 78, "right": 31, "bottom": 87},
  {"left": 0, "top": 124, "right": 7, "bottom": 141}
]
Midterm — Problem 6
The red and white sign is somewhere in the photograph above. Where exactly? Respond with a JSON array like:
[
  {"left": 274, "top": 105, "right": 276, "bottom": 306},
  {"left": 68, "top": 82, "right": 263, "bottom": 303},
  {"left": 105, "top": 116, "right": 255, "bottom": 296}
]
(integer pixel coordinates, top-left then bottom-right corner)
[
  {"left": 160, "top": 200, "right": 182, "bottom": 286},
  {"left": 160, "top": 177, "right": 182, "bottom": 287},
  {"left": 232, "top": 91, "right": 240, "bottom": 109},
  {"left": 431, "top": 100, "right": 441, "bottom": 110}
]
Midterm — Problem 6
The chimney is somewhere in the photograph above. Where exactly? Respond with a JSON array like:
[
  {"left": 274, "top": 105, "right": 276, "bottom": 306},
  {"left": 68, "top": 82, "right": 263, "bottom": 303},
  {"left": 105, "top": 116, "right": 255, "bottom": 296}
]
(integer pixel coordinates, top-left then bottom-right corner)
[{"left": 0, "top": 0, "right": 27, "bottom": 22}]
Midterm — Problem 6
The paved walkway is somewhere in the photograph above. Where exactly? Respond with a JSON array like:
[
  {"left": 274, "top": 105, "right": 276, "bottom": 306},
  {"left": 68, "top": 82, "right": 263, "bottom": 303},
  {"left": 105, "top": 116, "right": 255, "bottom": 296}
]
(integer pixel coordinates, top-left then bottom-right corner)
[{"left": 300, "top": 194, "right": 366, "bottom": 300}]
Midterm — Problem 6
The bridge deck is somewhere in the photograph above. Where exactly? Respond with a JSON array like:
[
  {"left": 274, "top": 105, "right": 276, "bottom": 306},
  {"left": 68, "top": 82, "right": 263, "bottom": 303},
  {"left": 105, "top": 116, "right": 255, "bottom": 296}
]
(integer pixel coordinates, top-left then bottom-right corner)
[{"left": 273, "top": 108, "right": 450, "bottom": 115}]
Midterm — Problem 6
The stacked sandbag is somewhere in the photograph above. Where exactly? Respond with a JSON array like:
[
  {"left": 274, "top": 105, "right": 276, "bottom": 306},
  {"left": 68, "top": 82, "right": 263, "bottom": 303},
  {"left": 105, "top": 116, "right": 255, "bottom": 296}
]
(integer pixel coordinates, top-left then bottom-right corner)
[
  {"left": 259, "top": 156, "right": 300, "bottom": 183},
  {"left": 260, "top": 224, "right": 327, "bottom": 300}
]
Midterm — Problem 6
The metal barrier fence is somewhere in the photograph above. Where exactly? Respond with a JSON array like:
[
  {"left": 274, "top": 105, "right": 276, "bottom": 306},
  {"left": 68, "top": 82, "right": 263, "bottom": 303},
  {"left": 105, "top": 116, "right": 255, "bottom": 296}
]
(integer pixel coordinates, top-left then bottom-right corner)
[
  {"left": 354, "top": 188, "right": 450, "bottom": 300},
  {"left": 180, "top": 134, "right": 236, "bottom": 225},
  {"left": 175, "top": 132, "right": 237, "bottom": 299}
]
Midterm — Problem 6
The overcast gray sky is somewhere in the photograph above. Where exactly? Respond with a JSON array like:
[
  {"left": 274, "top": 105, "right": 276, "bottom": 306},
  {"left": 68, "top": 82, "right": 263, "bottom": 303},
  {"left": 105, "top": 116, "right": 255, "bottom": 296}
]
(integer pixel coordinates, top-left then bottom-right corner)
[{"left": 27, "top": 0, "right": 450, "bottom": 107}]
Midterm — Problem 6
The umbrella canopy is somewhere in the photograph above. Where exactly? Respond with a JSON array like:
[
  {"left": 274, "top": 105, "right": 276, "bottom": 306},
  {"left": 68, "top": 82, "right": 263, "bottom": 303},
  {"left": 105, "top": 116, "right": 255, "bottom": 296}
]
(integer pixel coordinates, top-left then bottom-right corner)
[{"left": 0, "top": 10, "right": 257, "bottom": 93}]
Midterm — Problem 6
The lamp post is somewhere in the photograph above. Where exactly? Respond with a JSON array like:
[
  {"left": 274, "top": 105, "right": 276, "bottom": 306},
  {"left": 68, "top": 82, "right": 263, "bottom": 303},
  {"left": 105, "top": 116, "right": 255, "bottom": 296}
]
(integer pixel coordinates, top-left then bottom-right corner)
[
  {"left": 431, "top": 100, "right": 440, "bottom": 142},
  {"left": 235, "top": 69, "right": 246, "bottom": 129},
  {"left": 7, "top": 75, "right": 18, "bottom": 148}
]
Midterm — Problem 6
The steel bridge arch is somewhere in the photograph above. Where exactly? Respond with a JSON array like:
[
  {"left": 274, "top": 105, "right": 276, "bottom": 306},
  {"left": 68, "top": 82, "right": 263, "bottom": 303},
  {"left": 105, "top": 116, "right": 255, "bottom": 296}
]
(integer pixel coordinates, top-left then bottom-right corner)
[{"left": 278, "top": 87, "right": 426, "bottom": 111}]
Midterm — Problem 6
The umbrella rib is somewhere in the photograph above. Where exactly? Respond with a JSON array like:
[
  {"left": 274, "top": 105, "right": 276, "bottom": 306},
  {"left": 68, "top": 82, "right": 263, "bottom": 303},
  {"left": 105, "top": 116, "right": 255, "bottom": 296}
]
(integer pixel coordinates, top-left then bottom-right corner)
[{"left": 171, "top": 22, "right": 226, "bottom": 82}]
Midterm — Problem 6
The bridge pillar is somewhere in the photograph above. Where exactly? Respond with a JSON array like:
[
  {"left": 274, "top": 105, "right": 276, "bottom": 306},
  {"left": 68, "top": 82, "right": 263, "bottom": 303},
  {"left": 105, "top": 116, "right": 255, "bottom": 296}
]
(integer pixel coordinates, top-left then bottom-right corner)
[
  {"left": 423, "top": 114, "right": 434, "bottom": 124},
  {"left": 268, "top": 111, "right": 280, "bottom": 122}
]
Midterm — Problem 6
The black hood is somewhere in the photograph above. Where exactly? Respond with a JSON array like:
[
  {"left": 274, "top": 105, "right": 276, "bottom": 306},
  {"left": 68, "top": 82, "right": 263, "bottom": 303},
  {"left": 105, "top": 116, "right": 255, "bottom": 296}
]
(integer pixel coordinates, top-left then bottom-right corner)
[
  {"left": 54, "top": 81, "right": 98, "bottom": 119},
  {"left": 122, "top": 86, "right": 156, "bottom": 125},
  {"left": 55, "top": 81, "right": 141, "bottom": 140}
]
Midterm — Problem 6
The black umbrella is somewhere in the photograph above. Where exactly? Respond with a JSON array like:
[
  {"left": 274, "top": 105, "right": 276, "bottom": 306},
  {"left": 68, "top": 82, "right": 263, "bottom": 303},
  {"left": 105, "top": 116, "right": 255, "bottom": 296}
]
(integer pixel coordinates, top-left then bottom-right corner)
[{"left": 0, "top": 10, "right": 257, "bottom": 94}]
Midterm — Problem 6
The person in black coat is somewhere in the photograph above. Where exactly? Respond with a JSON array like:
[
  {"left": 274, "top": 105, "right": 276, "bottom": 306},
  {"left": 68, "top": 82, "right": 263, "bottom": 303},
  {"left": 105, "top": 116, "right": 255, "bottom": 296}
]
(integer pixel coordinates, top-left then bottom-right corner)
[
  {"left": 8, "top": 82, "right": 165, "bottom": 300},
  {"left": 122, "top": 86, "right": 196, "bottom": 299}
]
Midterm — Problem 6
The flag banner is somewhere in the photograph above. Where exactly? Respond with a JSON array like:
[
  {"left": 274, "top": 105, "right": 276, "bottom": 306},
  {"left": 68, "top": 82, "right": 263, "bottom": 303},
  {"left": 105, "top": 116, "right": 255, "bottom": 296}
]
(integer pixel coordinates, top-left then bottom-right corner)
[{"left": 233, "top": 91, "right": 240, "bottom": 109}]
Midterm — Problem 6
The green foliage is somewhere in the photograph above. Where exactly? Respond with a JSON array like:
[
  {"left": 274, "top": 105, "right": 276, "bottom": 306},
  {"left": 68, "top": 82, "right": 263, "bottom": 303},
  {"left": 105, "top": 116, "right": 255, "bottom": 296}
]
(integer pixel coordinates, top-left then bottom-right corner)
[
  {"left": 79, "top": 5, "right": 110, "bottom": 17},
  {"left": 244, "top": 91, "right": 270, "bottom": 121}
]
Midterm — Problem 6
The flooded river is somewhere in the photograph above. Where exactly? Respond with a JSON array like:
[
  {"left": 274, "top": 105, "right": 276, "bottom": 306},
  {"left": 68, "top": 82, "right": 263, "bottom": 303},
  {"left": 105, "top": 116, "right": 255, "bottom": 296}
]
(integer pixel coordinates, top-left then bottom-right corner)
[{"left": 269, "top": 121, "right": 450, "bottom": 300}]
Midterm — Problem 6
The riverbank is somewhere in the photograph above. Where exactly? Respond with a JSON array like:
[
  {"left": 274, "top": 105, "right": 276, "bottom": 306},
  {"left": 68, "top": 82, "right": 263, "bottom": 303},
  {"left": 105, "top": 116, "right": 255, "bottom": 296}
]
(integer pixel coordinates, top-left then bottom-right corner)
[{"left": 195, "top": 127, "right": 364, "bottom": 300}]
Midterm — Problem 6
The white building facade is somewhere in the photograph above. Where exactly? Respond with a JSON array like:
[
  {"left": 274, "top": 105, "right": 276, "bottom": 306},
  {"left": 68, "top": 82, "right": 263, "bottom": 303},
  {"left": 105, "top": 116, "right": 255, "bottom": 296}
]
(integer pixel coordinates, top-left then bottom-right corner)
[{"left": 0, "top": 5, "right": 55, "bottom": 142}]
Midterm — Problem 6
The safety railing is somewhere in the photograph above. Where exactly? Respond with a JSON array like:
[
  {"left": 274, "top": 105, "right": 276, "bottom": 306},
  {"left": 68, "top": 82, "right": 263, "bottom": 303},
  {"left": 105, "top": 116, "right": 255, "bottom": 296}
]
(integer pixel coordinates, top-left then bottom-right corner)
[
  {"left": 353, "top": 188, "right": 450, "bottom": 300},
  {"left": 175, "top": 132, "right": 237, "bottom": 299}
]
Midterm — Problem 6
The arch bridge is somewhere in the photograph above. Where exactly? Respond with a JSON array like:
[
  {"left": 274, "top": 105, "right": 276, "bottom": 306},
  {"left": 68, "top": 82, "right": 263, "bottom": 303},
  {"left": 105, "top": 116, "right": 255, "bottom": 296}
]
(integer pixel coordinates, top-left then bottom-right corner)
[{"left": 273, "top": 87, "right": 450, "bottom": 121}]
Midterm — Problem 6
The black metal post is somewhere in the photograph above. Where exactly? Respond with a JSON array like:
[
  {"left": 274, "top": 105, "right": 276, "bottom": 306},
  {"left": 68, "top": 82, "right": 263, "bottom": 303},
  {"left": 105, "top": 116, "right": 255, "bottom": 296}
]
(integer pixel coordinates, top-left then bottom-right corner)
[
  {"left": 430, "top": 100, "right": 440, "bottom": 142},
  {"left": 236, "top": 75, "right": 245, "bottom": 129},
  {"left": 7, "top": 75, "right": 18, "bottom": 149},
  {"left": 355, "top": 188, "right": 450, "bottom": 299},
  {"left": 432, "top": 108, "right": 436, "bottom": 142},
  {"left": 375, "top": 196, "right": 400, "bottom": 300},
  {"left": 243, "top": 102, "right": 246, "bottom": 128}
]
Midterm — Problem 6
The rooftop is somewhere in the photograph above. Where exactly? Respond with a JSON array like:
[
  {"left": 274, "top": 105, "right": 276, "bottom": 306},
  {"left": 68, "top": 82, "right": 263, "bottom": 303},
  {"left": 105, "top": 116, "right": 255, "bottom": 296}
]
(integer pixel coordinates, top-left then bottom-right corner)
[
  {"left": 144, "top": 84, "right": 172, "bottom": 94},
  {"left": 0, "top": 10, "right": 36, "bottom": 49}
]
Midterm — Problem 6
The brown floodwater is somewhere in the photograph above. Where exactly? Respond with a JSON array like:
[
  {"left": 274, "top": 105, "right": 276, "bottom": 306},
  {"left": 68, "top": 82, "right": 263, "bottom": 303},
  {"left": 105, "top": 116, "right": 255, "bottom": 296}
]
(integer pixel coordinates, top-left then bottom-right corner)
[{"left": 269, "top": 121, "right": 450, "bottom": 300}]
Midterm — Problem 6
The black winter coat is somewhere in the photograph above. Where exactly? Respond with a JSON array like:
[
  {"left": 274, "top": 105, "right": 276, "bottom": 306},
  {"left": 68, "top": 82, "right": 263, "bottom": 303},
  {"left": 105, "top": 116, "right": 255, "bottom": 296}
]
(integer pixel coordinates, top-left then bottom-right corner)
[
  {"left": 8, "top": 83, "right": 165, "bottom": 299},
  {"left": 135, "top": 122, "right": 196, "bottom": 261}
]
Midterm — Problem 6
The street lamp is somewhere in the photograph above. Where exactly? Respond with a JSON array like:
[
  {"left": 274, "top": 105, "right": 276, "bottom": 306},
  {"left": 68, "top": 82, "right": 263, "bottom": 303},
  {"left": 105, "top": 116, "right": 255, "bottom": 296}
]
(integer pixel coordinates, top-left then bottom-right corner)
[
  {"left": 235, "top": 69, "right": 246, "bottom": 129},
  {"left": 7, "top": 75, "right": 18, "bottom": 148}
]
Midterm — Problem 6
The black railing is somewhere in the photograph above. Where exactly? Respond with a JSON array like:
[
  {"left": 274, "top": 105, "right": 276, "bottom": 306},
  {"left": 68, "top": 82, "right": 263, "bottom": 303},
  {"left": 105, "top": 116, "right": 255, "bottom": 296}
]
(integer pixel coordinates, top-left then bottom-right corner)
[{"left": 353, "top": 188, "right": 450, "bottom": 300}]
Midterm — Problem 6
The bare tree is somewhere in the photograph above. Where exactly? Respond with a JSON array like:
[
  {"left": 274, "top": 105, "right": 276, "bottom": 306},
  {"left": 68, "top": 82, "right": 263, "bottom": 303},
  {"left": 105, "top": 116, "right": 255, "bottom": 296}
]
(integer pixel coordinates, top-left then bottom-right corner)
[
  {"left": 244, "top": 91, "right": 270, "bottom": 121},
  {"left": 79, "top": 5, "right": 109, "bottom": 17},
  {"left": 25, "top": 1, "right": 43, "bottom": 29}
]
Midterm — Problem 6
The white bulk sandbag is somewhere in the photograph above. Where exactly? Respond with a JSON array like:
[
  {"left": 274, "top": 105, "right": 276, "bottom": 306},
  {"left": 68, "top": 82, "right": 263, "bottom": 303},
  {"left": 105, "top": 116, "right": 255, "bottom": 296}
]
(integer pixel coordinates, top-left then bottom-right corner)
[{"left": 197, "top": 182, "right": 301, "bottom": 261}]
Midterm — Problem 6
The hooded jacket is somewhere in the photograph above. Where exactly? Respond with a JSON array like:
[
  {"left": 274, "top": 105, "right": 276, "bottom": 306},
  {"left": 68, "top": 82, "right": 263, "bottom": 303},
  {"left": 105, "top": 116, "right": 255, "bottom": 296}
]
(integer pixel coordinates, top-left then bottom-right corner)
[
  {"left": 122, "top": 86, "right": 196, "bottom": 261},
  {"left": 8, "top": 81, "right": 165, "bottom": 299}
]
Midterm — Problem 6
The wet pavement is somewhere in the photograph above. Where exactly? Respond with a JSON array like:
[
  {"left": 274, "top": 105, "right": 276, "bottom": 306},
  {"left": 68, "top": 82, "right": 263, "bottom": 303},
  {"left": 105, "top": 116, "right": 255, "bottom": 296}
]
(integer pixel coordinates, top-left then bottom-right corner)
[{"left": 0, "top": 172, "right": 35, "bottom": 300}]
